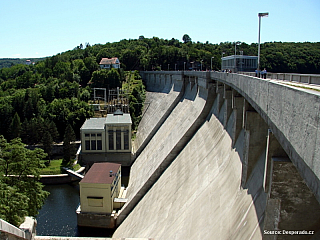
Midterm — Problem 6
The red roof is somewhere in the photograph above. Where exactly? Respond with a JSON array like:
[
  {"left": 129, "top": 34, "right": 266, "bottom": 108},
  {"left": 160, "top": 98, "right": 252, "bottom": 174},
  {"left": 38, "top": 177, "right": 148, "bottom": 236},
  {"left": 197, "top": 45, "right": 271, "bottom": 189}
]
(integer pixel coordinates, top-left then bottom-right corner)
[
  {"left": 80, "top": 162, "right": 121, "bottom": 184},
  {"left": 99, "top": 57, "right": 120, "bottom": 65}
]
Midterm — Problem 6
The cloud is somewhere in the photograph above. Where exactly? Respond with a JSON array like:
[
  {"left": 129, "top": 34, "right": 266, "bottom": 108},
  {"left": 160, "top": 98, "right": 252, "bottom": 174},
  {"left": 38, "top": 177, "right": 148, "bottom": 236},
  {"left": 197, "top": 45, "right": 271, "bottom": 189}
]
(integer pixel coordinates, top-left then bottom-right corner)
[{"left": 13, "top": 54, "right": 21, "bottom": 57}]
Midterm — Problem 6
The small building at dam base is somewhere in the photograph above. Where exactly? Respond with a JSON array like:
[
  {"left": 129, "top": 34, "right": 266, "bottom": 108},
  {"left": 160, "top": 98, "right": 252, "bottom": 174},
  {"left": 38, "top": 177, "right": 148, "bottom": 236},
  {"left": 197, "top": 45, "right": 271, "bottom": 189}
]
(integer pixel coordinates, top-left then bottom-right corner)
[{"left": 77, "top": 162, "right": 127, "bottom": 229}]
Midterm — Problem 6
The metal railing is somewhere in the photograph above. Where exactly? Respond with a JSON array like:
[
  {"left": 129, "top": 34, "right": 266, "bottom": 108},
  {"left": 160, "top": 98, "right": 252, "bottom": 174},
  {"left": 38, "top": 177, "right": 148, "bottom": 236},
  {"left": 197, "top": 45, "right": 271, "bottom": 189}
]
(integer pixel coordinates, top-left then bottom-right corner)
[{"left": 238, "top": 72, "right": 320, "bottom": 85}]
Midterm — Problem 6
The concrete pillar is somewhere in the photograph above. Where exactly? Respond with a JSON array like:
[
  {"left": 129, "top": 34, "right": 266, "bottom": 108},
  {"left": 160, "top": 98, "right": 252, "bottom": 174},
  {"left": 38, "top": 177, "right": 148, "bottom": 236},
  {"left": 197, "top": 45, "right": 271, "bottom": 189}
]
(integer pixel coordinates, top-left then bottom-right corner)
[
  {"left": 215, "top": 81, "right": 224, "bottom": 121},
  {"left": 189, "top": 76, "right": 196, "bottom": 89},
  {"left": 241, "top": 110, "right": 269, "bottom": 187},
  {"left": 263, "top": 130, "right": 288, "bottom": 194},
  {"left": 231, "top": 93, "right": 244, "bottom": 147},
  {"left": 223, "top": 84, "right": 232, "bottom": 127}
]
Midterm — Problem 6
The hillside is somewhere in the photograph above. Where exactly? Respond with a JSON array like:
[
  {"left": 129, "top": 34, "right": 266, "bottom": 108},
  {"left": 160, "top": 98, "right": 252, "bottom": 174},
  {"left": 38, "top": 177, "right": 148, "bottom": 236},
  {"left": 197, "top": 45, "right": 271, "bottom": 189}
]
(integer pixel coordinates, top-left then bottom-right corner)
[{"left": 0, "top": 58, "right": 45, "bottom": 69}]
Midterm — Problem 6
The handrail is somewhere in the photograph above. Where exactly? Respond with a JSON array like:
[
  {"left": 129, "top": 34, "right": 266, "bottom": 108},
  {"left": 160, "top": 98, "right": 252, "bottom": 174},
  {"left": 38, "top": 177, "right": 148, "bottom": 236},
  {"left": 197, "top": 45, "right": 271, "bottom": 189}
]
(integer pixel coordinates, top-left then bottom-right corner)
[{"left": 238, "top": 71, "right": 320, "bottom": 85}]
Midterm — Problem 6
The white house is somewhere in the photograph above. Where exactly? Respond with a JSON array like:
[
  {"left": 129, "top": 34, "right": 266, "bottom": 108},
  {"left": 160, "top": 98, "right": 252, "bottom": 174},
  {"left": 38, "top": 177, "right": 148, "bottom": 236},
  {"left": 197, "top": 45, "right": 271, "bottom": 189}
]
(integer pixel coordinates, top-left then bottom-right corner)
[{"left": 99, "top": 57, "right": 121, "bottom": 69}]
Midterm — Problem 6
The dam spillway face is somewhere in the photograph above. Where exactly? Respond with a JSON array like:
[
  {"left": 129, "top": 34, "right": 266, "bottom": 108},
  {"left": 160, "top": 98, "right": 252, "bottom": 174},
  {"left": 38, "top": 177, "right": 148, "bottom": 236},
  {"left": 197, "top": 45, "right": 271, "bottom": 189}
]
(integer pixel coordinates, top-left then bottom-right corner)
[{"left": 113, "top": 71, "right": 320, "bottom": 240}]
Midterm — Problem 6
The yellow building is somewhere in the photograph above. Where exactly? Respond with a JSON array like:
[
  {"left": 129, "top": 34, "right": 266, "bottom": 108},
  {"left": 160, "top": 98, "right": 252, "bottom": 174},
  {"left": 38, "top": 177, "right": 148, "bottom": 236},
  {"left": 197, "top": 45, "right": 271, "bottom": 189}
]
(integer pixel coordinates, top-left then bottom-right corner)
[{"left": 77, "top": 162, "right": 121, "bottom": 228}]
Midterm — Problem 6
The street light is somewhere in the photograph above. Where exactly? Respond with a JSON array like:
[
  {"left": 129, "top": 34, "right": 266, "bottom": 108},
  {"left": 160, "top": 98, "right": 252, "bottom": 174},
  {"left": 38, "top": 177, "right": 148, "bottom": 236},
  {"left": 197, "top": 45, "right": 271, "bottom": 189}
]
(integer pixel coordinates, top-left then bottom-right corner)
[
  {"left": 221, "top": 52, "right": 225, "bottom": 70},
  {"left": 200, "top": 60, "right": 203, "bottom": 71},
  {"left": 234, "top": 41, "right": 240, "bottom": 72},
  {"left": 258, "top": 12, "right": 269, "bottom": 74},
  {"left": 184, "top": 62, "right": 186, "bottom": 71},
  {"left": 211, "top": 57, "right": 214, "bottom": 71}
]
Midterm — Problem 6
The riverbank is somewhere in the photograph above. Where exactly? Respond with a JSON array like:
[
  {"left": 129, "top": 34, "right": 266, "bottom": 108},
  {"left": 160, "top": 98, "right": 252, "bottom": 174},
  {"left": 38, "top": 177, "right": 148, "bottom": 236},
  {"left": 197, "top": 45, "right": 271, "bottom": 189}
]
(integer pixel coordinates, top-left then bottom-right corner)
[{"left": 40, "top": 167, "right": 85, "bottom": 185}]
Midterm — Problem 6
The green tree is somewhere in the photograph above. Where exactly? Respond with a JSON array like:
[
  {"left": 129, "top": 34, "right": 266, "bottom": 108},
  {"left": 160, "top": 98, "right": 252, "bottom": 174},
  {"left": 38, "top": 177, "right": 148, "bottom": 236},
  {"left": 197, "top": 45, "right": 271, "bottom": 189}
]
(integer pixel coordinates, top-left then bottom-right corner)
[
  {"left": 90, "top": 69, "right": 108, "bottom": 88},
  {"left": 107, "top": 68, "right": 121, "bottom": 89},
  {"left": 182, "top": 34, "right": 192, "bottom": 43},
  {"left": 0, "top": 136, "right": 49, "bottom": 226},
  {"left": 9, "top": 112, "right": 21, "bottom": 139},
  {"left": 62, "top": 124, "right": 76, "bottom": 167},
  {"left": 0, "top": 100, "right": 13, "bottom": 138},
  {"left": 41, "top": 130, "right": 53, "bottom": 161}
]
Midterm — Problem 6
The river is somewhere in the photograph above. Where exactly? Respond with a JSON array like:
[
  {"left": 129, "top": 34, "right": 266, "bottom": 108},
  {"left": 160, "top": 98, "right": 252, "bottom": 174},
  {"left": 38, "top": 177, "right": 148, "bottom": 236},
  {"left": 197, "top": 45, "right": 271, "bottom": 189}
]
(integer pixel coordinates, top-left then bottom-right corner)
[{"left": 36, "top": 184, "right": 114, "bottom": 237}]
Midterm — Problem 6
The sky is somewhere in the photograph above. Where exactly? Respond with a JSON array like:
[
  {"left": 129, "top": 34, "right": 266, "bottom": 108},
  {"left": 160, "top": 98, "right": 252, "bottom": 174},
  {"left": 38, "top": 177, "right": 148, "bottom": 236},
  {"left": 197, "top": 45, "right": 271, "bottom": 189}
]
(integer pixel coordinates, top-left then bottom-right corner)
[{"left": 1, "top": 0, "right": 319, "bottom": 58}]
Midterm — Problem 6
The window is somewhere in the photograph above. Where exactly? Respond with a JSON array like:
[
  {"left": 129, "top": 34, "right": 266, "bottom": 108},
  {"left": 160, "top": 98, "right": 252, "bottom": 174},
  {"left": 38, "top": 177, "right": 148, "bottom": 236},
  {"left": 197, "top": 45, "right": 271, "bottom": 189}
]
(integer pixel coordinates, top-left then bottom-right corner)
[
  {"left": 97, "top": 140, "right": 102, "bottom": 150},
  {"left": 84, "top": 132, "right": 103, "bottom": 151},
  {"left": 85, "top": 140, "right": 90, "bottom": 150},
  {"left": 87, "top": 196, "right": 103, "bottom": 207},
  {"left": 108, "top": 130, "right": 114, "bottom": 150},
  {"left": 116, "top": 130, "right": 121, "bottom": 150},
  {"left": 91, "top": 140, "right": 96, "bottom": 150},
  {"left": 107, "top": 127, "right": 130, "bottom": 151},
  {"left": 124, "top": 130, "right": 129, "bottom": 150}
]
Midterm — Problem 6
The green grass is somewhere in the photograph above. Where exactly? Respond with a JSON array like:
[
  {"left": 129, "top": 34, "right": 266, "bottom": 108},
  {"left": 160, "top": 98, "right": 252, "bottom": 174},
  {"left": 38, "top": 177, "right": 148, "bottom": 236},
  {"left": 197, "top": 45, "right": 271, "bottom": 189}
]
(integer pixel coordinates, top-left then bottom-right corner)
[
  {"left": 40, "top": 159, "right": 63, "bottom": 175},
  {"left": 72, "top": 163, "right": 81, "bottom": 171},
  {"left": 40, "top": 159, "right": 82, "bottom": 175}
]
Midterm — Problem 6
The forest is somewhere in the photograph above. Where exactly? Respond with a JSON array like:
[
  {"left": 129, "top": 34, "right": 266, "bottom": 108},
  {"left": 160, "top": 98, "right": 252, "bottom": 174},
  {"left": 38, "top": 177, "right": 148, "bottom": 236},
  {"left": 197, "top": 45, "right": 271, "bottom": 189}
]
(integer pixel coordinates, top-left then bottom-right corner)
[
  {"left": 47, "top": 35, "right": 319, "bottom": 73},
  {"left": 0, "top": 35, "right": 319, "bottom": 226}
]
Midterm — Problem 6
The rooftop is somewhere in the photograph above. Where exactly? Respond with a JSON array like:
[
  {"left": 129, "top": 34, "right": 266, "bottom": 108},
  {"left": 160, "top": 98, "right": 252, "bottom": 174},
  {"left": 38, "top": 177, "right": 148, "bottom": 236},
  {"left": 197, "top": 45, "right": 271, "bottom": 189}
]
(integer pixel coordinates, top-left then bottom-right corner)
[
  {"left": 106, "top": 113, "right": 132, "bottom": 125},
  {"left": 80, "top": 117, "right": 106, "bottom": 130},
  {"left": 99, "top": 57, "right": 120, "bottom": 65},
  {"left": 80, "top": 162, "right": 121, "bottom": 184}
]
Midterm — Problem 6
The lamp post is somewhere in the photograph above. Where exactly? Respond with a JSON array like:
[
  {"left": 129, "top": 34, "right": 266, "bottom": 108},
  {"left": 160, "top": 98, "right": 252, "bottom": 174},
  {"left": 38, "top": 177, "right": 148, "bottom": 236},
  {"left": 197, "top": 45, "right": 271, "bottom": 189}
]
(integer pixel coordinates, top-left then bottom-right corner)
[
  {"left": 211, "top": 57, "right": 214, "bottom": 71},
  {"left": 184, "top": 62, "right": 186, "bottom": 71},
  {"left": 258, "top": 12, "right": 269, "bottom": 74},
  {"left": 221, "top": 52, "right": 225, "bottom": 70},
  {"left": 200, "top": 60, "right": 203, "bottom": 71},
  {"left": 175, "top": 63, "right": 177, "bottom": 71},
  {"left": 234, "top": 41, "right": 240, "bottom": 72}
]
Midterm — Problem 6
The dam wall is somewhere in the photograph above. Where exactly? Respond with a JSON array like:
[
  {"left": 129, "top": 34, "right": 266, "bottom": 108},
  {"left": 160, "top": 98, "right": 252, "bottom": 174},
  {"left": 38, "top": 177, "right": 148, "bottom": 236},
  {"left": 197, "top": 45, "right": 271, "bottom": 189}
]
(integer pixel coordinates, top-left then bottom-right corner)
[
  {"left": 113, "top": 72, "right": 320, "bottom": 239},
  {"left": 133, "top": 72, "right": 185, "bottom": 156},
  {"left": 118, "top": 72, "right": 216, "bottom": 224}
]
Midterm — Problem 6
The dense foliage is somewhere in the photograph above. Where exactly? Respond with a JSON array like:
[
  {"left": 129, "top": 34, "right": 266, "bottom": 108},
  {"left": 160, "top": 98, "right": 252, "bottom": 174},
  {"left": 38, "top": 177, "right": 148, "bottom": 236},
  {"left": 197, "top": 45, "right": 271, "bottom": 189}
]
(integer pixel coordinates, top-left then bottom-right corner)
[
  {"left": 0, "top": 58, "right": 44, "bottom": 69},
  {"left": 22, "top": 36, "right": 316, "bottom": 74},
  {"left": 123, "top": 71, "right": 146, "bottom": 130},
  {"left": 0, "top": 63, "right": 94, "bottom": 143},
  {"left": 0, "top": 136, "right": 49, "bottom": 226}
]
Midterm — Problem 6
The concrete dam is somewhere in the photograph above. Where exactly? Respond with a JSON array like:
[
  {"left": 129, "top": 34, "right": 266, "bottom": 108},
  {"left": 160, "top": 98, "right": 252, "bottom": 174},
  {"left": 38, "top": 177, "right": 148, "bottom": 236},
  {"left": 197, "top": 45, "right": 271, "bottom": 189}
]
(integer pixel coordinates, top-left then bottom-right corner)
[{"left": 112, "top": 71, "right": 320, "bottom": 239}]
